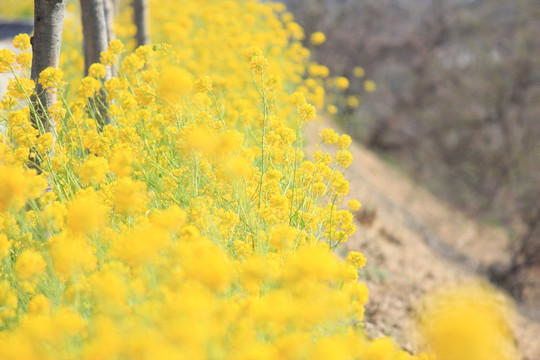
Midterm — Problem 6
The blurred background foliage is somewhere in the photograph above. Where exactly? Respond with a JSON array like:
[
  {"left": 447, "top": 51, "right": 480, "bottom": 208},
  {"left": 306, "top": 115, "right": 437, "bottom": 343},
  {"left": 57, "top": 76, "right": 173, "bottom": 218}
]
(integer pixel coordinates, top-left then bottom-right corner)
[{"left": 284, "top": 0, "right": 540, "bottom": 267}]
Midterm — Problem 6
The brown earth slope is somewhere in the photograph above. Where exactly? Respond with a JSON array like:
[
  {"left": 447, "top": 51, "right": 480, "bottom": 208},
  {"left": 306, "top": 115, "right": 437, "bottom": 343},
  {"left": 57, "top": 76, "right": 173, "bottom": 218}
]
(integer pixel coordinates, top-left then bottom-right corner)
[{"left": 305, "top": 118, "right": 540, "bottom": 359}]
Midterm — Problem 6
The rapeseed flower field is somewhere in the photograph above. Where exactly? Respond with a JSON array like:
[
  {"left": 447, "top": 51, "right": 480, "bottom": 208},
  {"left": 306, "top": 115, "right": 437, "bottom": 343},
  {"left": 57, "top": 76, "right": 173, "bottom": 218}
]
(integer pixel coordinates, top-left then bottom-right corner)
[{"left": 0, "top": 1, "right": 519, "bottom": 359}]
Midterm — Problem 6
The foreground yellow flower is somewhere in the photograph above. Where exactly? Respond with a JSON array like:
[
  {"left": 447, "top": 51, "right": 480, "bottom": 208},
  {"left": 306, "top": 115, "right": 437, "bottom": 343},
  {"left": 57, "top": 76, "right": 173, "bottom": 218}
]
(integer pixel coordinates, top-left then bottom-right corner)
[
  {"left": 417, "top": 283, "right": 519, "bottom": 360},
  {"left": 0, "top": 165, "right": 46, "bottom": 211},
  {"left": 15, "top": 250, "right": 46, "bottom": 281}
]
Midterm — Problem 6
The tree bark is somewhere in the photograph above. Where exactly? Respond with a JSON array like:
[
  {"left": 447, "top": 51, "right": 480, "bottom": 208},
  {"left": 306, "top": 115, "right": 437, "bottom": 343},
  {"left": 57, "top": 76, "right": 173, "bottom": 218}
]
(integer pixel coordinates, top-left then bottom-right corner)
[
  {"left": 133, "top": 0, "right": 149, "bottom": 47},
  {"left": 80, "top": 0, "right": 109, "bottom": 75},
  {"left": 30, "top": 0, "right": 66, "bottom": 136},
  {"left": 103, "top": 0, "right": 115, "bottom": 41},
  {"left": 80, "top": 0, "right": 111, "bottom": 125}
]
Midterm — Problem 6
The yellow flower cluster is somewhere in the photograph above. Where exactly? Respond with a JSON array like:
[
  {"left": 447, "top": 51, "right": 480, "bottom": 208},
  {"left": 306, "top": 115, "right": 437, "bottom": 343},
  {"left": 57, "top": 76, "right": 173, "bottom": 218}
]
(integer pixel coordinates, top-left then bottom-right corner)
[{"left": 0, "top": 1, "right": 512, "bottom": 360}]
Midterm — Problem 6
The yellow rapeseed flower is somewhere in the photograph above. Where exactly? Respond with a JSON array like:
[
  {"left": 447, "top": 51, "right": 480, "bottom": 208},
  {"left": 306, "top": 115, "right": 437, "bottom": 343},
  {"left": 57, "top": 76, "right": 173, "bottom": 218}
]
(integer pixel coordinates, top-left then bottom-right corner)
[
  {"left": 347, "top": 95, "right": 360, "bottom": 108},
  {"left": 326, "top": 104, "right": 338, "bottom": 114},
  {"left": 0, "top": 49, "right": 15, "bottom": 73},
  {"left": 364, "top": 79, "right": 376, "bottom": 92},
  {"left": 79, "top": 156, "right": 109, "bottom": 185},
  {"left": 297, "top": 102, "right": 316, "bottom": 122},
  {"left": 12, "top": 33, "right": 31, "bottom": 51},
  {"left": 66, "top": 190, "right": 108, "bottom": 234},
  {"left": 15, "top": 249, "right": 46, "bottom": 280},
  {"left": 335, "top": 76, "right": 349, "bottom": 90},
  {"left": 310, "top": 31, "right": 326, "bottom": 45},
  {"left": 346, "top": 251, "right": 367, "bottom": 269},
  {"left": 353, "top": 66, "right": 365, "bottom": 78},
  {"left": 348, "top": 199, "right": 361, "bottom": 211},
  {"left": 88, "top": 63, "right": 107, "bottom": 79},
  {"left": 417, "top": 283, "right": 519, "bottom": 360},
  {"left": 38, "top": 67, "right": 64, "bottom": 90},
  {"left": 158, "top": 66, "right": 193, "bottom": 102},
  {"left": 0, "top": 233, "right": 12, "bottom": 258}
]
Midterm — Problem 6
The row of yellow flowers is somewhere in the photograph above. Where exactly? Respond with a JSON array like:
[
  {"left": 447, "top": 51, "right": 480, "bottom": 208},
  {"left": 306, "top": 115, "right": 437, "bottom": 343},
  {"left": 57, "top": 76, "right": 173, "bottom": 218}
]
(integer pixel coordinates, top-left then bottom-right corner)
[{"left": 0, "top": 1, "right": 518, "bottom": 359}]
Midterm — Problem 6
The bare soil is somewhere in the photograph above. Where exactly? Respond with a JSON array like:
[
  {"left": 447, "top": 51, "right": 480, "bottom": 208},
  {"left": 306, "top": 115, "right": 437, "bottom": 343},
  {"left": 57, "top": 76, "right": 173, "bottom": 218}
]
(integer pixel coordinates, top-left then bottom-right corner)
[{"left": 305, "top": 118, "right": 540, "bottom": 359}]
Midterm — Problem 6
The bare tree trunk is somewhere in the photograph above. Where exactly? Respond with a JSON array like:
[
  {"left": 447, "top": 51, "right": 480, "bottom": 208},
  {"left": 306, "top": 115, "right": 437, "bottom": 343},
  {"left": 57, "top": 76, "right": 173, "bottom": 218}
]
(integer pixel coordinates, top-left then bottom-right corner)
[
  {"left": 30, "top": 0, "right": 66, "bottom": 137},
  {"left": 80, "top": 0, "right": 109, "bottom": 75},
  {"left": 103, "top": 0, "right": 115, "bottom": 41},
  {"left": 80, "top": 0, "right": 111, "bottom": 125},
  {"left": 133, "top": 0, "right": 149, "bottom": 47}
]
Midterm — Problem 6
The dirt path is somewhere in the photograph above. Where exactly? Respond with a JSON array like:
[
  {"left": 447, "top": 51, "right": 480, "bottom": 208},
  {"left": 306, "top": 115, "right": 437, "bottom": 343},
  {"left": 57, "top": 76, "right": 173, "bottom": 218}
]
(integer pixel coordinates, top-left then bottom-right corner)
[{"left": 305, "top": 118, "right": 540, "bottom": 359}]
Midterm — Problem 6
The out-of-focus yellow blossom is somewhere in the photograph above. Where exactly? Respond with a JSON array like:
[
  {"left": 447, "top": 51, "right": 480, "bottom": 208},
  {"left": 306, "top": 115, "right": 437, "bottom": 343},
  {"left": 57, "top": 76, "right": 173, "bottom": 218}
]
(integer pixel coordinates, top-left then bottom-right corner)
[
  {"left": 112, "top": 224, "right": 170, "bottom": 267},
  {"left": 335, "top": 76, "right": 350, "bottom": 90},
  {"left": 181, "top": 240, "right": 234, "bottom": 292},
  {"left": 112, "top": 178, "right": 150, "bottom": 215},
  {"left": 28, "top": 294, "right": 52, "bottom": 314},
  {"left": 48, "top": 232, "right": 98, "bottom": 281},
  {"left": 417, "top": 283, "right": 519, "bottom": 360},
  {"left": 309, "top": 64, "right": 329, "bottom": 78},
  {"left": 310, "top": 31, "right": 326, "bottom": 45},
  {"left": 110, "top": 147, "right": 134, "bottom": 177},
  {"left": 353, "top": 66, "right": 365, "bottom": 78},
  {"left": 158, "top": 66, "right": 193, "bottom": 102},
  {"left": 347, "top": 95, "right": 360, "bottom": 108},
  {"left": 289, "top": 91, "right": 306, "bottom": 106},
  {"left": 15, "top": 249, "right": 46, "bottom": 281},
  {"left": 364, "top": 79, "right": 376, "bottom": 92},
  {"left": 269, "top": 224, "right": 297, "bottom": 251},
  {"left": 0, "top": 280, "right": 18, "bottom": 324},
  {"left": 0, "top": 233, "right": 12, "bottom": 258},
  {"left": 326, "top": 104, "right": 338, "bottom": 114},
  {"left": 223, "top": 156, "right": 253, "bottom": 182},
  {"left": 66, "top": 190, "right": 107, "bottom": 234},
  {"left": 78, "top": 156, "right": 109, "bottom": 185},
  {"left": 0, "top": 165, "right": 46, "bottom": 211},
  {"left": 243, "top": 45, "right": 263, "bottom": 61}
]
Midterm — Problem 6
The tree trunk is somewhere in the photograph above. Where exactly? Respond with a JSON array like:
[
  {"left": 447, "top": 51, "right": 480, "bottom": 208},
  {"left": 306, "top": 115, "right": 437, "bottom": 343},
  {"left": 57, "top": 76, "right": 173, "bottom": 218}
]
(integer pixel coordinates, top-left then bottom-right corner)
[
  {"left": 103, "top": 0, "right": 115, "bottom": 41},
  {"left": 30, "top": 0, "right": 66, "bottom": 137},
  {"left": 133, "top": 0, "right": 149, "bottom": 47},
  {"left": 80, "top": 0, "right": 109, "bottom": 75},
  {"left": 80, "top": 0, "right": 111, "bottom": 125}
]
